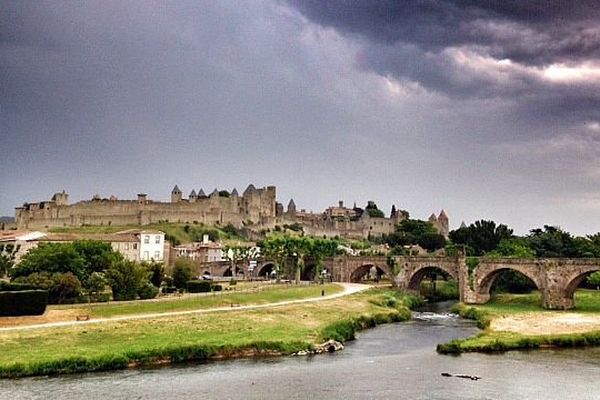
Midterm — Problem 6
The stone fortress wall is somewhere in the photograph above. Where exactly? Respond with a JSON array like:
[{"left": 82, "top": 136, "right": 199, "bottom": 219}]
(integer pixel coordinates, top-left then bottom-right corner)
[{"left": 15, "top": 185, "right": 449, "bottom": 239}]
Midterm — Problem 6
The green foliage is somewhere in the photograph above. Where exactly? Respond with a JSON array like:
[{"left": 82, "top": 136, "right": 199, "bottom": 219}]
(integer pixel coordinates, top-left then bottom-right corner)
[
  {"left": 587, "top": 272, "right": 600, "bottom": 288},
  {"left": 72, "top": 240, "right": 123, "bottom": 277},
  {"left": 486, "top": 238, "right": 535, "bottom": 258},
  {"left": 13, "top": 272, "right": 82, "bottom": 304},
  {"left": 144, "top": 261, "right": 164, "bottom": 287},
  {"left": 49, "top": 272, "right": 82, "bottom": 303},
  {"left": 0, "top": 290, "right": 48, "bottom": 316},
  {"left": 172, "top": 258, "right": 194, "bottom": 289},
  {"left": 105, "top": 260, "right": 150, "bottom": 301},
  {"left": 186, "top": 280, "right": 212, "bottom": 293},
  {"left": 11, "top": 243, "right": 86, "bottom": 281},
  {"left": 384, "top": 219, "right": 446, "bottom": 251},
  {"left": 0, "top": 281, "right": 35, "bottom": 291},
  {"left": 86, "top": 272, "right": 107, "bottom": 294},
  {"left": 282, "top": 223, "right": 304, "bottom": 232},
  {"left": 137, "top": 282, "right": 159, "bottom": 300},
  {"left": 212, "top": 284, "right": 223, "bottom": 292},
  {"left": 526, "top": 225, "right": 579, "bottom": 257},
  {"left": 449, "top": 220, "right": 513, "bottom": 256},
  {"left": 218, "top": 190, "right": 230, "bottom": 197},
  {"left": 367, "top": 209, "right": 385, "bottom": 218}
]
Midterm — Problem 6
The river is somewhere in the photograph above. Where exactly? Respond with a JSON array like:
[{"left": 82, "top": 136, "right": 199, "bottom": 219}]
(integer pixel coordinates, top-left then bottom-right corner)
[{"left": 2, "top": 302, "right": 599, "bottom": 399}]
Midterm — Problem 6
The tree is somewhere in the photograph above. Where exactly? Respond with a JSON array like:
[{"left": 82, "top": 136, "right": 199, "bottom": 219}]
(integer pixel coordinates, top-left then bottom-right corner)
[
  {"left": 105, "top": 260, "right": 150, "bottom": 301},
  {"left": 486, "top": 238, "right": 535, "bottom": 258},
  {"left": 525, "top": 226, "right": 577, "bottom": 258},
  {"left": 144, "top": 261, "right": 164, "bottom": 287},
  {"left": 449, "top": 220, "right": 513, "bottom": 256},
  {"left": 385, "top": 219, "right": 446, "bottom": 251},
  {"left": 72, "top": 240, "right": 123, "bottom": 278},
  {"left": 172, "top": 258, "right": 194, "bottom": 289},
  {"left": 11, "top": 243, "right": 86, "bottom": 281}
]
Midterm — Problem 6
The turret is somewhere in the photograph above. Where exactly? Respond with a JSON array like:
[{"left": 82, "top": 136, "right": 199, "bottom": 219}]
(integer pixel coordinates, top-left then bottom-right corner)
[
  {"left": 231, "top": 188, "right": 239, "bottom": 197},
  {"left": 189, "top": 190, "right": 197, "bottom": 203},
  {"left": 287, "top": 199, "right": 297, "bottom": 216},
  {"left": 171, "top": 185, "right": 182, "bottom": 203}
]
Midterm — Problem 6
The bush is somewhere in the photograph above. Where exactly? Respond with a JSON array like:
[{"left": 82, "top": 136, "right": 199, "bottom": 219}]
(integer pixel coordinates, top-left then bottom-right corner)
[
  {"left": 0, "top": 290, "right": 48, "bottom": 316},
  {"left": 13, "top": 272, "right": 82, "bottom": 304},
  {"left": 49, "top": 273, "right": 82, "bottom": 304},
  {"left": 0, "top": 281, "right": 36, "bottom": 291},
  {"left": 105, "top": 260, "right": 150, "bottom": 301},
  {"left": 172, "top": 259, "right": 194, "bottom": 289},
  {"left": 162, "top": 286, "right": 177, "bottom": 294},
  {"left": 187, "top": 280, "right": 212, "bottom": 293},
  {"left": 137, "top": 282, "right": 159, "bottom": 300},
  {"left": 212, "top": 284, "right": 223, "bottom": 292},
  {"left": 229, "top": 279, "right": 237, "bottom": 286}
]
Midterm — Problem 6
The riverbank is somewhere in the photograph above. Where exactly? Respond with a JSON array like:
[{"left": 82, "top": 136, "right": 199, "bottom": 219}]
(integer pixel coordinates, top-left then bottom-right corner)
[
  {"left": 0, "top": 287, "right": 418, "bottom": 378},
  {"left": 437, "top": 290, "right": 600, "bottom": 353}
]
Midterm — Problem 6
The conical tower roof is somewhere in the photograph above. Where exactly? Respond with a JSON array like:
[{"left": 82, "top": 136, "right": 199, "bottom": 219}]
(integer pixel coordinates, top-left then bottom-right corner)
[
  {"left": 244, "top": 184, "right": 257, "bottom": 195},
  {"left": 438, "top": 209, "right": 448, "bottom": 220},
  {"left": 287, "top": 198, "right": 296, "bottom": 208},
  {"left": 172, "top": 185, "right": 181, "bottom": 194},
  {"left": 428, "top": 213, "right": 438, "bottom": 222},
  {"left": 198, "top": 188, "right": 206, "bottom": 197},
  {"left": 189, "top": 189, "right": 197, "bottom": 197},
  {"left": 210, "top": 188, "right": 219, "bottom": 197},
  {"left": 231, "top": 188, "right": 239, "bottom": 196}
]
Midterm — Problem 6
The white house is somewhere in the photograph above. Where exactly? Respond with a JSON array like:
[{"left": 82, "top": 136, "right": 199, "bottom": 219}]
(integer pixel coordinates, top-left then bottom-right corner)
[{"left": 138, "top": 230, "right": 165, "bottom": 262}]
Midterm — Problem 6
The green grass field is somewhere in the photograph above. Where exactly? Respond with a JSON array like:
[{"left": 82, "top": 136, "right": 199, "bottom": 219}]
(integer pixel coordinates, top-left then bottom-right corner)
[
  {"left": 0, "top": 288, "right": 416, "bottom": 377},
  {"left": 52, "top": 284, "right": 343, "bottom": 318}
]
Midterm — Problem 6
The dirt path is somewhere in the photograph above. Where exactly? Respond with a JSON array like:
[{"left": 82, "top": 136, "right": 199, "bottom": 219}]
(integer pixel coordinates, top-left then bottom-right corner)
[
  {"left": 0, "top": 283, "right": 370, "bottom": 332},
  {"left": 491, "top": 312, "right": 600, "bottom": 335}
]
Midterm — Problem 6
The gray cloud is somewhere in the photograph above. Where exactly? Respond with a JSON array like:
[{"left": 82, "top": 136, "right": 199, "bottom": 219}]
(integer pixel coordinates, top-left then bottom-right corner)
[{"left": 1, "top": 1, "right": 600, "bottom": 235}]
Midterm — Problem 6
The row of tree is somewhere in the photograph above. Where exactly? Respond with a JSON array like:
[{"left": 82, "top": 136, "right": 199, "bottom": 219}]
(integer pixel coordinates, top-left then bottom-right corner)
[{"left": 8, "top": 241, "right": 163, "bottom": 302}]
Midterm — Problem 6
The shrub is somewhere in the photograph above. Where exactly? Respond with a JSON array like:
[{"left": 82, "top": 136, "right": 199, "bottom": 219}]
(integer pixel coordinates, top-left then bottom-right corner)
[
  {"left": 0, "top": 281, "right": 35, "bottom": 291},
  {"left": 0, "top": 290, "right": 48, "bottom": 316},
  {"left": 162, "top": 286, "right": 177, "bottom": 294},
  {"left": 187, "top": 280, "right": 212, "bottom": 293},
  {"left": 86, "top": 272, "right": 107, "bottom": 294},
  {"left": 172, "top": 259, "right": 194, "bottom": 289},
  {"left": 105, "top": 260, "right": 150, "bottom": 301},
  {"left": 49, "top": 273, "right": 82, "bottom": 304},
  {"left": 137, "top": 282, "right": 159, "bottom": 300},
  {"left": 229, "top": 279, "right": 237, "bottom": 286},
  {"left": 212, "top": 284, "right": 223, "bottom": 292}
]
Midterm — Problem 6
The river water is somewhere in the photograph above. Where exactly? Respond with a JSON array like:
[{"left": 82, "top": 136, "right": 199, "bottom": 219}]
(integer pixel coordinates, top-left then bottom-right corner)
[{"left": 2, "top": 302, "right": 599, "bottom": 399}]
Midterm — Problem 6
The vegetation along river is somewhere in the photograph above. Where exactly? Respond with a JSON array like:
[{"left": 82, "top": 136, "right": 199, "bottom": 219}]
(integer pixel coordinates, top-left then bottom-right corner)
[{"left": 2, "top": 301, "right": 598, "bottom": 399}]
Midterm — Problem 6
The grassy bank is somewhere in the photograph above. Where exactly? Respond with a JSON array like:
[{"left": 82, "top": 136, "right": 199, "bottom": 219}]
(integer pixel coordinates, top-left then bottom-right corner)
[
  {"left": 51, "top": 284, "right": 343, "bottom": 319},
  {"left": 437, "top": 290, "right": 600, "bottom": 354},
  {"left": 0, "top": 288, "right": 418, "bottom": 377}
]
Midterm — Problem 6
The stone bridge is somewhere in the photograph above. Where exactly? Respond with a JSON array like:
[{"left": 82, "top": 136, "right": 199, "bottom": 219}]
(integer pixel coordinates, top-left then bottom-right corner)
[
  {"left": 323, "top": 255, "right": 600, "bottom": 310},
  {"left": 192, "top": 255, "right": 600, "bottom": 309}
]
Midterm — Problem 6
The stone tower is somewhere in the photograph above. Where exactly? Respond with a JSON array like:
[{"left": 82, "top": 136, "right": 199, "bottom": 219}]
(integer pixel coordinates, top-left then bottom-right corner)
[
  {"left": 171, "top": 185, "right": 182, "bottom": 203},
  {"left": 51, "top": 190, "right": 69, "bottom": 206},
  {"left": 189, "top": 189, "right": 197, "bottom": 203},
  {"left": 287, "top": 199, "right": 297, "bottom": 216},
  {"left": 438, "top": 210, "right": 449, "bottom": 237}
]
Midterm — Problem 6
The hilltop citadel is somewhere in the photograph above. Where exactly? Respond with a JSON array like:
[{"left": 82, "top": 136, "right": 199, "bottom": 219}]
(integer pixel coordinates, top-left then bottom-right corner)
[{"left": 14, "top": 185, "right": 449, "bottom": 239}]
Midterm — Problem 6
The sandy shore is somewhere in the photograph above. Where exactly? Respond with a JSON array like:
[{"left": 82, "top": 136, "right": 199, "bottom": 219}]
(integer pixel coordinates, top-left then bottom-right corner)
[{"left": 491, "top": 312, "right": 600, "bottom": 335}]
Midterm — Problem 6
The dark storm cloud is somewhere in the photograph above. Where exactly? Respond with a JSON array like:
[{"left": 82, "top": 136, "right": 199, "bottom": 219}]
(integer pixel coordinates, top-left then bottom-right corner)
[
  {"left": 288, "top": 0, "right": 600, "bottom": 65},
  {"left": 287, "top": 0, "right": 600, "bottom": 131}
]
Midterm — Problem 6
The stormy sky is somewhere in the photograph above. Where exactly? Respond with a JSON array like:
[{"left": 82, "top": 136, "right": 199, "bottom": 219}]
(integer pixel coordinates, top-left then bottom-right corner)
[{"left": 2, "top": 1, "right": 600, "bottom": 235}]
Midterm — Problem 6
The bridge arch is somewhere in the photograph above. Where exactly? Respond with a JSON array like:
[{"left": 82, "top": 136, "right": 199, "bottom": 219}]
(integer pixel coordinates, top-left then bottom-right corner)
[
  {"left": 562, "top": 265, "right": 600, "bottom": 305},
  {"left": 475, "top": 265, "right": 543, "bottom": 298},
  {"left": 254, "top": 262, "right": 276, "bottom": 278},
  {"left": 349, "top": 263, "right": 394, "bottom": 283},
  {"left": 406, "top": 265, "right": 458, "bottom": 292}
]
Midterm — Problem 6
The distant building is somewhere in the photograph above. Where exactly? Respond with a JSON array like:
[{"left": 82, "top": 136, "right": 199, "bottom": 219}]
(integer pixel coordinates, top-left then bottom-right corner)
[
  {"left": 175, "top": 235, "right": 224, "bottom": 263},
  {"left": 1, "top": 230, "right": 167, "bottom": 264}
]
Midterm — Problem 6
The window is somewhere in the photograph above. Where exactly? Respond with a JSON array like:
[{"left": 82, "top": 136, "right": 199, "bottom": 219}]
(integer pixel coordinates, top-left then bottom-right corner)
[
  {"left": 144, "top": 235, "right": 150, "bottom": 244},
  {"left": 155, "top": 235, "right": 161, "bottom": 244},
  {"left": 124, "top": 243, "right": 129, "bottom": 250},
  {"left": 133, "top": 243, "right": 138, "bottom": 250},
  {"left": 143, "top": 251, "right": 149, "bottom": 260},
  {"left": 154, "top": 251, "right": 161, "bottom": 260}
]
